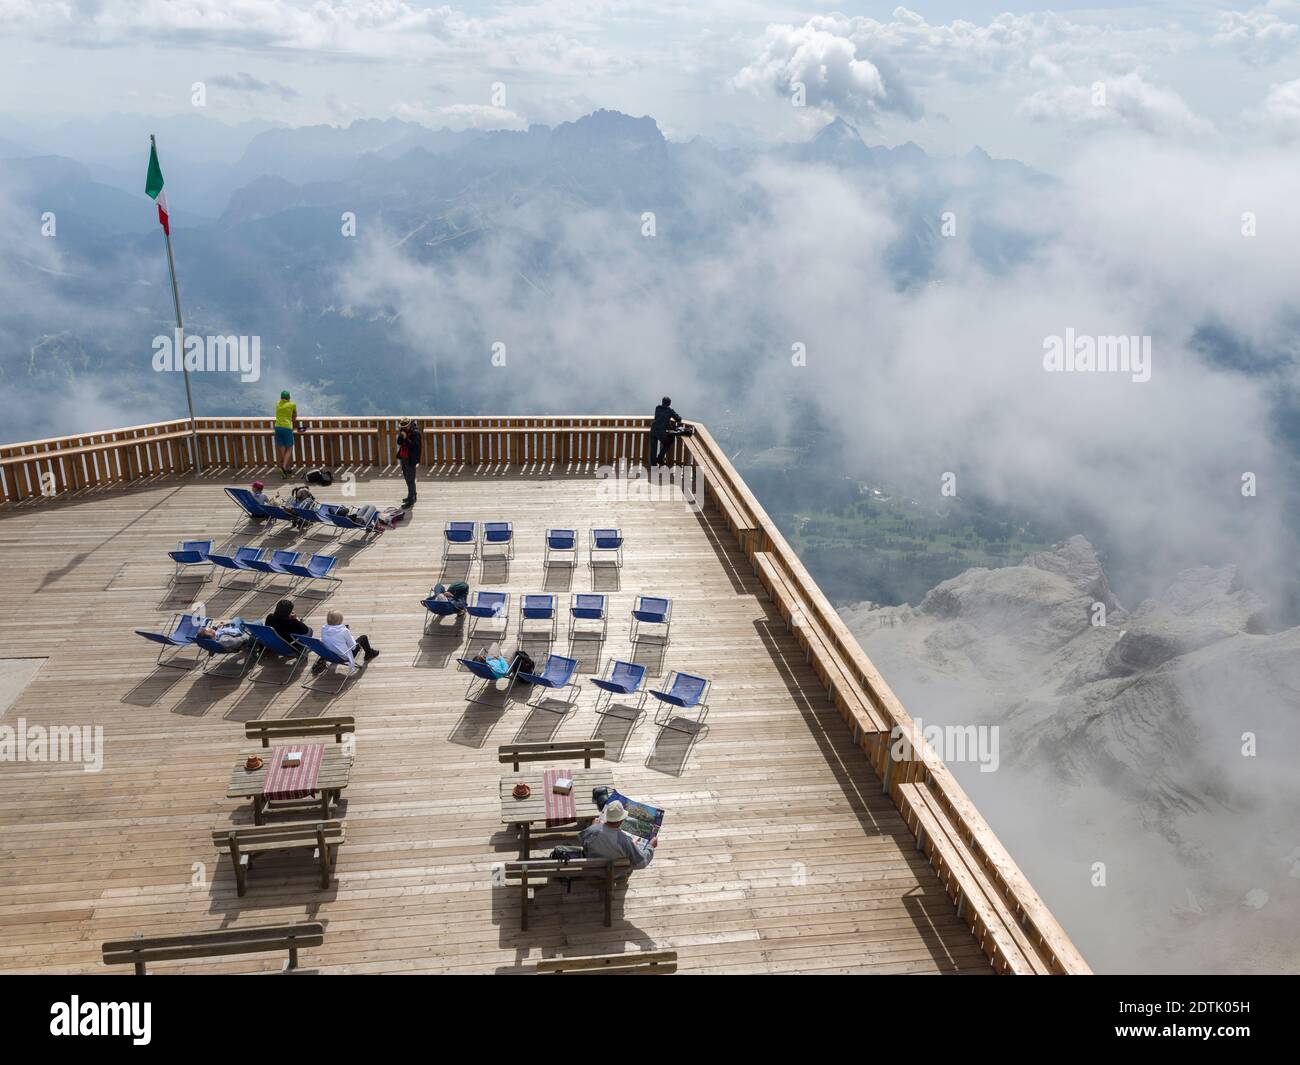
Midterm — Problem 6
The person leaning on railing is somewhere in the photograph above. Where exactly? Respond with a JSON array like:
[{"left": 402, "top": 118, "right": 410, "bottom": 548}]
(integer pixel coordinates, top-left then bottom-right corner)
[
  {"left": 649, "top": 396, "right": 682, "bottom": 468},
  {"left": 274, "top": 389, "right": 300, "bottom": 478}
]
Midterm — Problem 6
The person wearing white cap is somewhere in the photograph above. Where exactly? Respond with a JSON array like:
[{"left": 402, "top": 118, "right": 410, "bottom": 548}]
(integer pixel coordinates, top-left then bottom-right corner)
[{"left": 577, "top": 799, "right": 656, "bottom": 871}]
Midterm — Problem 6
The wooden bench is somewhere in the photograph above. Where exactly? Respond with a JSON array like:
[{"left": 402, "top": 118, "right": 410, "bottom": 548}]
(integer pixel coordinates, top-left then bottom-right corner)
[
  {"left": 497, "top": 740, "right": 606, "bottom": 772},
  {"left": 212, "top": 821, "right": 345, "bottom": 896},
  {"left": 685, "top": 442, "right": 757, "bottom": 550},
  {"left": 102, "top": 922, "right": 325, "bottom": 974},
  {"left": 503, "top": 857, "right": 630, "bottom": 931},
  {"left": 246, "top": 717, "right": 356, "bottom": 748},
  {"left": 898, "top": 781, "right": 1050, "bottom": 974},
  {"left": 537, "top": 950, "right": 678, "bottom": 975},
  {"left": 754, "top": 552, "right": 889, "bottom": 737}
]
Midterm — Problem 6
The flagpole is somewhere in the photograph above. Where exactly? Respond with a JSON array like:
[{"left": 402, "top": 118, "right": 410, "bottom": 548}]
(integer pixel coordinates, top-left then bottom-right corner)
[{"left": 151, "top": 134, "right": 202, "bottom": 474}]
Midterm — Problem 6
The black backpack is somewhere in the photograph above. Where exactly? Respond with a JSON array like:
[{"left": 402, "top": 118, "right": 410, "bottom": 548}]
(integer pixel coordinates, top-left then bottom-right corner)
[{"left": 306, "top": 467, "right": 334, "bottom": 487}]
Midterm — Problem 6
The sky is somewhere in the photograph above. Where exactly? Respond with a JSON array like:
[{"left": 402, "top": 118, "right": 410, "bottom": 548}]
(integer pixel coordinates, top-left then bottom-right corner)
[{"left": 1, "top": 2, "right": 1299, "bottom": 165}]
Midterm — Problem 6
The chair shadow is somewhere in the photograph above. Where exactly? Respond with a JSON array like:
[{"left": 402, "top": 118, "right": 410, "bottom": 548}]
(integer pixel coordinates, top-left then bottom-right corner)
[
  {"left": 120, "top": 666, "right": 187, "bottom": 707},
  {"left": 645, "top": 718, "right": 709, "bottom": 776},
  {"left": 448, "top": 702, "right": 511, "bottom": 748},
  {"left": 284, "top": 686, "right": 350, "bottom": 718},
  {"left": 567, "top": 633, "right": 604, "bottom": 674},
  {"left": 591, "top": 708, "right": 643, "bottom": 761},
  {"left": 439, "top": 558, "right": 473, "bottom": 583},
  {"left": 168, "top": 678, "right": 232, "bottom": 719},
  {"left": 543, "top": 566, "right": 574, "bottom": 592},
  {"left": 223, "top": 682, "right": 285, "bottom": 723},
  {"left": 480, "top": 557, "right": 510, "bottom": 585},
  {"left": 629, "top": 640, "right": 668, "bottom": 678},
  {"left": 511, "top": 705, "right": 568, "bottom": 743},
  {"left": 413, "top": 626, "right": 464, "bottom": 668},
  {"left": 517, "top": 631, "right": 555, "bottom": 660},
  {"left": 589, "top": 566, "right": 621, "bottom": 592}
]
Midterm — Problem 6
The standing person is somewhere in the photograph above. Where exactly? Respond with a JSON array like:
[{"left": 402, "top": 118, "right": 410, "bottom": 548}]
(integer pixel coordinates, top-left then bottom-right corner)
[
  {"left": 648, "top": 396, "right": 681, "bottom": 468},
  {"left": 396, "top": 417, "right": 422, "bottom": 508},
  {"left": 273, "top": 389, "right": 299, "bottom": 478}
]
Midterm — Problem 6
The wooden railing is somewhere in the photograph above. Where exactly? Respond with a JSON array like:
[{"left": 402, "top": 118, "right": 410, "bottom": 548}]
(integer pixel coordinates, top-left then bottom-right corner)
[{"left": 0, "top": 415, "right": 1089, "bottom": 973}]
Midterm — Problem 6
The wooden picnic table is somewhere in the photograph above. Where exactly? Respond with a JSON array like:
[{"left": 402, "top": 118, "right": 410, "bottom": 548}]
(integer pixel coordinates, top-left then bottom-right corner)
[
  {"left": 499, "top": 768, "right": 614, "bottom": 859},
  {"left": 227, "top": 746, "right": 353, "bottom": 825}
]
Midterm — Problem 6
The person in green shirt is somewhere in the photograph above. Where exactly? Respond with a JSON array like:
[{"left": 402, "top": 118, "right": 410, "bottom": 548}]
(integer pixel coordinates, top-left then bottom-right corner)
[{"left": 273, "top": 390, "right": 299, "bottom": 477}]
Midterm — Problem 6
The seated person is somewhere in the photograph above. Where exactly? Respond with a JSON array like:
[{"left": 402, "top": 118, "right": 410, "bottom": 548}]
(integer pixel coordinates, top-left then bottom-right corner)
[
  {"left": 577, "top": 800, "right": 656, "bottom": 872},
  {"left": 430, "top": 581, "right": 470, "bottom": 616},
  {"left": 250, "top": 480, "right": 271, "bottom": 506},
  {"left": 265, "top": 598, "right": 311, "bottom": 647},
  {"left": 312, "top": 610, "right": 379, "bottom": 674},
  {"left": 196, "top": 618, "right": 251, "bottom": 652},
  {"left": 471, "top": 644, "right": 534, "bottom": 678},
  {"left": 287, "top": 485, "right": 318, "bottom": 530}
]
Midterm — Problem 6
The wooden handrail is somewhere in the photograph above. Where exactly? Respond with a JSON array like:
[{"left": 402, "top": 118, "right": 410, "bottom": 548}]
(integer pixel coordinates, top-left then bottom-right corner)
[{"left": 0, "top": 413, "right": 1091, "bottom": 972}]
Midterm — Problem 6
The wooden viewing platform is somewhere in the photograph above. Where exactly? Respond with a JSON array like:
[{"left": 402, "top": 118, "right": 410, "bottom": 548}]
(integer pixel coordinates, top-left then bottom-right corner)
[{"left": 0, "top": 417, "right": 1089, "bottom": 974}]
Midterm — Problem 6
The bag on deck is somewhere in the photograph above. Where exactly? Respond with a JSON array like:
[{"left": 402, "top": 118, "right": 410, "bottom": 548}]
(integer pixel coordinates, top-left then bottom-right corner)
[{"left": 306, "top": 467, "right": 334, "bottom": 486}]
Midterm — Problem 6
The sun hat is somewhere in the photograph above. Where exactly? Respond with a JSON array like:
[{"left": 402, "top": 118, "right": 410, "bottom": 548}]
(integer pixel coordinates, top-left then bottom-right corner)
[
  {"left": 251, "top": 480, "right": 265, "bottom": 491},
  {"left": 603, "top": 800, "right": 626, "bottom": 824}
]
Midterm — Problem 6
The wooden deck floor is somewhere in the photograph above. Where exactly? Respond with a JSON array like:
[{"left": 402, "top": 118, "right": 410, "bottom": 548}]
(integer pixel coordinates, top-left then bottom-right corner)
[{"left": 0, "top": 469, "right": 991, "bottom": 974}]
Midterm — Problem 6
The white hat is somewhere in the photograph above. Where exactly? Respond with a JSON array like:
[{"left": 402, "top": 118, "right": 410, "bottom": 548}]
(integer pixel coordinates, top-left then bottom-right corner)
[{"left": 603, "top": 800, "right": 626, "bottom": 823}]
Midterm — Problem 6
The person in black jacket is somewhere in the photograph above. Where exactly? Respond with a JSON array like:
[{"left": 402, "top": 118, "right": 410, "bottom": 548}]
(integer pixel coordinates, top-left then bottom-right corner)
[
  {"left": 649, "top": 396, "right": 681, "bottom": 468},
  {"left": 397, "top": 417, "right": 422, "bottom": 507},
  {"left": 265, "top": 599, "right": 312, "bottom": 646}
]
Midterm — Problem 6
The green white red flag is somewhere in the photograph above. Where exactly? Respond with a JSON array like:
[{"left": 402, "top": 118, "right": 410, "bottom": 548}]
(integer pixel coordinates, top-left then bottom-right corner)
[{"left": 145, "top": 141, "right": 170, "bottom": 234}]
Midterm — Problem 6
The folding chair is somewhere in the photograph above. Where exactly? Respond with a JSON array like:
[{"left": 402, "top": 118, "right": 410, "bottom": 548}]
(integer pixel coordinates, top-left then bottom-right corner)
[
  {"left": 630, "top": 596, "right": 672, "bottom": 643},
  {"left": 208, "top": 545, "right": 267, "bottom": 590},
  {"left": 168, "top": 539, "right": 213, "bottom": 583},
  {"left": 481, "top": 521, "right": 514, "bottom": 561},
  {"left": 277, "top": 553, "right": 340, "bottom": 598},
  {"left": 421, "top": 592, "right": 465, "bottom": 636},
  {"left": 195, "top": 633, "right": 256, "bottom": 679},
  {"left": 544, "top": 528, "right": 577, "bottom": 567},
  {"left": 516, "top": 654, "right": 581, "bottom": 713},
  {"left": 466, "top": 591, "right": 510, "bottom": 640},
  {"left": 241, "top": 549, "right": 302, "bottom": 592},
  {"left": 518, "top": 594, "right": 557, "bottom": 641},
  {"left": 456, "top": 656, "right": 520, "bottom": 707},
  {"left": 590, "top": 528, "right": 623, "bottom": 568},
  {"left": 649, "top": 671, "right": 711, "bottom": 734},
  {"left": 134, "top": 612, "right": 210, "bottom": 670},
  {"left": 570, "top": 593, "right": 608, "bottom": 639},
  {"left": 225, "top": 487, "right": 279, "bottom": 528},
  {"left": 590, "top": 659, "right": 648, "bottom": 717},
  {"left": 244, "top": 622, "right": 308, "bottom": 687},
  {"left": 444, "top": 521, "right": 477, "bottom": 561},
  {"left": 296, "top": 635, "right": 360, "bottom": 694}
]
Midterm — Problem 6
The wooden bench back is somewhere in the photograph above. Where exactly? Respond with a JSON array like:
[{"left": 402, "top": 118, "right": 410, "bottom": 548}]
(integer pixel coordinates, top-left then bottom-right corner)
[
  {"left": 537, "top": 950, "right": 677, "bottom": 974},
  {"left": 504, "top": 857, "right": 629, "bottom": 879},
  {"left": 497, "top": 740, "right": 605, "bottom": 770},
  {"left": 246, "top": 717, "right": 355, "bottom": 747},
  {"left": 211, "top": 821, "right": 345, "bottom": 848},
  {"left": 102, "top": 922, "right": 325, "bottom": 970}
]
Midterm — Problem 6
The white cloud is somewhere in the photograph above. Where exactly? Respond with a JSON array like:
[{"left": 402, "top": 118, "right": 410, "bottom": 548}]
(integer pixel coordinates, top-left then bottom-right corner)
[
  {"left": 1018, "top": 73, "right": 1213, "bottom": 137},
  {"left": 393, "top": 102, "right": 527, "bottom": 132},
  {"left": 1248, "top": 77, "right": 1300, "bottom": 137},
  {"left": 1213, "top": 4, "right": 1300, "bottom": 65}
]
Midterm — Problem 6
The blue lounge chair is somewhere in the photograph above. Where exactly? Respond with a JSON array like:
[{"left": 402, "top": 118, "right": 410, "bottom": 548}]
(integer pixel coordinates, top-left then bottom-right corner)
[
  {"left": 570, "top": 593, "right": 608, "bottom": 639},
  {"left": 225, "top": 487, "right": 278, "bottom": 526},
  {"left": 295, "top": 634, "right": 360, "bottom": 694},
  {"left": 590, "top": 528, "right": 623, "bottom": 568},
  {"left": 649, "top": 671, "right": 711, "bottom": 734},
  {"left": 630, "top": 596, "right": 672, "bottom": 643},
  {"left": 466, "top": 591, "right": 509, "bottom": 640},
  {"left": 456, "top": 656, "right": 520, "bottom": 706},
  {"left": 421, "top": 591, "right": 465, "bottom": 636},
  {"left": 518, "top": 594, "right": 557, "bottom": 641},
  {"left": 244, "top": 622, "right": 308, "bottom": 686},
  {"left": 481, "top": 521, "right": 514, "bottom": 561},
  {"left": 444, "top": 521, "right": 477, "bottom": 560},
  {"left": 318, "top": 504, "right": 377, "bottom": 542},
  {"left": 544, "top": 528, "right": 577, "bottom": 567},
  {"left": 277, "top": 553, "right": 340, "bottom": 598},
  {"left": 241, "top": 548, "right": 301, "bottom": 590},
  {"left": 195, "top": 632, "right": 255, "bottom": 679},
  {"left": 134, "top": 612, "right": 210, "bottom": 669},
  {"left": 590, "top": 659, "right": 648, "bottom": 717},
  {"left": 168, "top": 539, "right": 213, "bottom": 583},
  {"left": 516, "top": 654, "right": 581, "bottom": 713},
  {"left": 208, "top": 545, "right": 267, "bottom": 589}
]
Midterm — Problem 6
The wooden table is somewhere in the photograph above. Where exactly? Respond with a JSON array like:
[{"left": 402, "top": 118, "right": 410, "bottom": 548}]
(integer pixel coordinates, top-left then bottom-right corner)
[
  {"left": 227, "top": 746, "right": 353, "bottom": 825},
  {"left": 499, "top": 769, "right": 614, "bottom": 858}
]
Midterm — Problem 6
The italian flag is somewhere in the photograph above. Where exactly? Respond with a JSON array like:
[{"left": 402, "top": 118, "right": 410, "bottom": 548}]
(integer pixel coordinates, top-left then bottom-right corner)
[{"left": 145, "top": 140, "right": 170, "bottom": 234}]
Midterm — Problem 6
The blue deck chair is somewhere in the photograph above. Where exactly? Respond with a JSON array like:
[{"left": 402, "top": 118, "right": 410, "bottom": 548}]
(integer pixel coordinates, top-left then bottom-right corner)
[
  {"left": 630, "top": 596, "right": 672, "bottom": 643},
  {"left": 195, "top": 632, "right": 256, "bottom": 679},
  {"left": 244, "top": 622, "right": 308, "bottom": 687},
  {"left": 318, "top": 504, "right": 377, "bottom": 543},
  {"left": 590, "top": 528, "right": 623, "bottom": 568},
  {"left": 516, "top": 654, "right": 581, "bottom": 713},
  {"left": 225, "top": 487, "right": 278, "bottom": 527},
  {"left": 277, "top": 553, "right": 340, "bottom": 598},
  {"left": 290, "top": 504, "right": 333, "bottom": 538},
  {"left": 421, "top": 592, "right": 465, "bottom": 636},
  {"left": 168, "top": 539, "right": 213, "bottom": 583},
  {"left": 466, "top": 591, "right": 510, "bottom": 640},
  {"left": 649, "top": 671, "right": 711, "bottom": 734},
  {"left": 241, "top": 548, "right": 301, "bottom": 590},
  {"left": 295, "top": 635, "right": 360, "bottom": 694},
  {"left": 518, "top": 594, "right": 557, "bottom": 640},
  {"left": 444, "top": 521, "right": 477, "bottom": 561},
  {"left": 456, "top": 656, "right": 520, "bottom": 706},
  {"left": 481, "top": 521, "right": 514, "bottom": 561},
  {"left": 134, "top": 612, "right": 210, "bottom": 670},
  {"left": 544, "top": 528, "right": 577, "bottom": 567},
  {"left": 570, "top": 593, "right": 608, "bottom": 639},
  {"left": 208, "top": 545, "right": 267, "bottom": 589},
  {"left": 591, "top": 659, "right": 648, "bottom": 717}
]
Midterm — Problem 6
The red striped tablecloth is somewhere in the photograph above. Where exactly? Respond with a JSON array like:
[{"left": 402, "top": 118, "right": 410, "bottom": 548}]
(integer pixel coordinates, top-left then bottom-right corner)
[
  {"left": 543, "top": 768, "right": 576, "bottom": 826},
  {"left": 263, "top": 744, "right": 325, "bottom": 800}
]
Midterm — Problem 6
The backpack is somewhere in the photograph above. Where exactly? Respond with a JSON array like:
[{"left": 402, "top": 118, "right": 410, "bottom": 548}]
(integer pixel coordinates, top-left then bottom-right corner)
[{"left": 306, "top": 467, "right": 334, "bottom": 487}]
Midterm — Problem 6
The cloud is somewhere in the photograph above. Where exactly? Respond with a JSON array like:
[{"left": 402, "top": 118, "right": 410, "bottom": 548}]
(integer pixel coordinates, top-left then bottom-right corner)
[
  {"left": 207, "top": 71, "right": 298, "bottom": 101},
  {"left": 1018, "top": 73, "right": 1213, "bottom": 137},
  {"left": 1213, "top": 4, "right": 1300, "bottom": 66},
  {"left": 1248, "top": 77, "right": 1300, "bottom": 137},
  {"left": 392, "top": 101, "right": 527, "bottom": 131}
]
